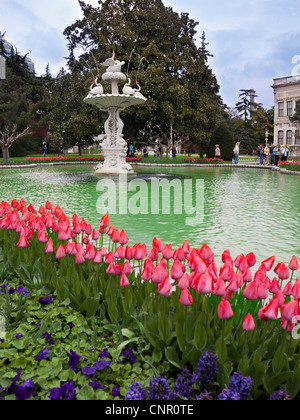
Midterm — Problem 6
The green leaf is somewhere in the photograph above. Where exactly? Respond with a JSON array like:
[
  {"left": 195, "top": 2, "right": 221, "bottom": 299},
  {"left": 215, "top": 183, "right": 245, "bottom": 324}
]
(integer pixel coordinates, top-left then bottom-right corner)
[
  {"left": 194, "top": 322, "right": 207, "bottom": 351},
  {"left": 165, "top": 346, "right": 182, "bottom": 369}
]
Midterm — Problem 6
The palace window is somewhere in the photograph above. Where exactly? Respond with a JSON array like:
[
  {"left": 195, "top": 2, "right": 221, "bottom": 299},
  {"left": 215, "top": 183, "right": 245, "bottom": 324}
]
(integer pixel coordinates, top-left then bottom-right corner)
[
  {"left": 278, "top": 102, "right": 284, "bottom": 117},
  {"left": 296, "top": 130, "right": 300, "bottom": 145},
  {"left": 278, "top": 131, "right": 284, "bottom": 145},
  {"left": 287, "top": 101, "right": 294, "bottom": 116},
  {"left": 287, "top": 130, "right": 293, "bottom": 145}
]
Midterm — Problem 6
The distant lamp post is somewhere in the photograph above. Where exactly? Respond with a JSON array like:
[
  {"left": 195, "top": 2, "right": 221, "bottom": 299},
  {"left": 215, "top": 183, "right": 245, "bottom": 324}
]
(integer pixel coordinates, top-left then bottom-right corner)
[{"left": 265, "top": 131, "right": 269, "bottom": 147}]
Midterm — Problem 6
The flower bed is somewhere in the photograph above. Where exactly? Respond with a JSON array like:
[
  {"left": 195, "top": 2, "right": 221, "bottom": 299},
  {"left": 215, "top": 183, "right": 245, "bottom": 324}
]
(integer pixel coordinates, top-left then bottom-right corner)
[
  {"left": 279, "top": 161, "right": 300, "bottom": 172},
  {"left": 0, "top": 199, "right": 299, "bottom": 400},
  {"left": 184, "top": 157, "right": 224, "bottom": 164}
]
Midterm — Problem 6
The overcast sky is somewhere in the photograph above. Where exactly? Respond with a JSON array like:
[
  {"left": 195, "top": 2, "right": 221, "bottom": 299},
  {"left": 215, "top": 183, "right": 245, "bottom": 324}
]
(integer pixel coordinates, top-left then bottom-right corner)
[{"left": 1, "top": 0, "right": 300, "bottom": 109}]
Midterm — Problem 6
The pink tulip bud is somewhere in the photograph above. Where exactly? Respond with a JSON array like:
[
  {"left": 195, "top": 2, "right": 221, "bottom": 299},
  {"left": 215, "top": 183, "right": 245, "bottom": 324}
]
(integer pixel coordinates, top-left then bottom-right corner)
[
  {"left": 243, "top": 313, "right": 256, "bottom": 331},
  {"left": 217, "top": 298, "right": 234, "bottom": 319},
  {"left": 180, "top": 287, "right": 193, "bottom": 306},
  {"left": 289, "top": 256, "right": 299, "bottom": 271}
]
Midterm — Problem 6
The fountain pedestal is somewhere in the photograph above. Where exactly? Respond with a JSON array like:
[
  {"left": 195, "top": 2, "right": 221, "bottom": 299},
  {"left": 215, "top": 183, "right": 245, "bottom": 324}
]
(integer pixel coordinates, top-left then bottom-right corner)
[{"left": 83, "top": 56, "right": 147, "bottom": 175}]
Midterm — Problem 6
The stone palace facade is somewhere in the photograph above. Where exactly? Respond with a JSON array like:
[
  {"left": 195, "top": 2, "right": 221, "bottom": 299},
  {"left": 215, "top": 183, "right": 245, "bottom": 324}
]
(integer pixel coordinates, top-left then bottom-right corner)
[{"left": 272, "top": 75, "right": 300, "bottom": 156}]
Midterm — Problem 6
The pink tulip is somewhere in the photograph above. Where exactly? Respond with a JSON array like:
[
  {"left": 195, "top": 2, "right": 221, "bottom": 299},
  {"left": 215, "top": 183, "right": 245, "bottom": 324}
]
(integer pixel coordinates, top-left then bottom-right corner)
[
  {"left": 274, "top": 289, "right": 286, "bottom": 307},
  {"left": 195, "top": 271, "right": 214, "bottom": 294},
  {"left": 222, "top": 249, "right": 232, "bottom": 264},
  {"left": 181, "top": 240, "right": 190, "bottom": 255},
  {"left": 243, "top": 267, "right": 253, "bottom": 283},
  {"left": 292, "top": 279, "right": 300, "bottom": 299},
  {"left": 227, "top": 274, "right": 239, "bottom": 293},
  {"left": 120, "top": 272, "right": 130, "bottom": 287},
  {"left": 269, "top": 278, "right": 280, "bottom": 294},
  {"left": 243, "top": 313, "right": 256, "bottom": 331},
  {"left": 178, "top": 273, "right": 190, "bottom": 289},
  {"left": 75, "top": 252, "right": 85, "bottom": 264},
  {"left": 125, "top": 245, "right": 135, "bottom": 260},
  {"left": 243, "top": 281, "right": 258, "bottom": 300},
  {"left": 220, "top": 263, "right": 235, "bottom": 282},
  {"left": 191, "top": 255, "right": 207, "bottom": 274},
  {"left": 152, "top": 263, "right": 169, "bottom": 284},
  {"left": 141, "top": 265, "right": 152, "bottom": 282},
  {"left": 258, "top": 282, "right": 269, "bottom": 300},
  {"left": 277, "top": 263, "right": 290, "bottom": 280},
  {"left": 148, "top": 247, "right": 159, "bottom": 261},
  {"left": 56, "top": 244, "right": 66, "bottom": 259},
  {"left": 122, "top": 261, "right": 132, "bottom": 276},
  {"left": 153, "top": 237, "right": 163, "bottom": 252},
  {"left": 104, "top": 252, "right": 114, "bottom": 265},
  {"left": 45, "top": 237, "right": 54, "bottom": 254},
  {"left": 93, "top": 250, "right": 102, "bottom": 264},
  {"left": 85, "top": 223, "right": 92, "bottom": 236},
  {"left": 254, "top": 266, "right": 266, "bottom": 285},
  {"left": 37, "top": 229, "right": 48, "bottom": 243},
  {"left": 213, "top": 277, "right": 226, "bottom": 297},
  {"left": 170, "top": 259, "right": 186, "bottom": 280},
  {"left": 246, "top": 252, "right": 256, "bottom": 267},
  {"left": 111, "top": 227, "right": 120, "bottom": 243},
  {"left": 199, "top": 243, "right": 214, "bottom": 264},
  {"left": 162, "top": 244, "right": 173, "bottom": 260},
  {"left": 106, "top": 261, "right": 116, "bottom": 275},
  {"left": 17, "top": 236, "right": 30, "bottom": 248},
  {"left": 119, "top": 229, "right": 129, "bottom": 245},
  {"left": 92, "top": 229, "right": 100, "bottom": 241},
  {"left": 84, "top": 243, "right": 95, "bottom": 260},
  {"left": 283, "top": 281, "right": 293, "bottom": 296},
  {"left": 158, "top": 276, "right": 172, "bottom": 296},
  {"left": 180, "top": 288, "right": 193, "bottom": 306},
  {"left": 217, "top": 298, "right": 234, "bottom": 319},
  {"left": 100, "top": 213, "right": 110, "bottom": 228},
  {"left": 289, "top": 256, "right": 299, "bottom": 272},
  {"left": 282, "top": 299, "right": 299, "bottom": 322},
  {"left": 173, "top": 247, "right": 185, "bottom": 262},
  {"left": 261, "top": 298, "right": 279, "bottom": 320},
  {"left": 113, "top": 245, "right": 125, "bottom": 259},
  {"left": 207, "top": 262, "right": 218, "bottom": 282},
  {"left": 281, "top": 318, "right": 296, "bottom": 332},
  {"left": 261, "top": 256, "right": 275, "bottom": 271}
]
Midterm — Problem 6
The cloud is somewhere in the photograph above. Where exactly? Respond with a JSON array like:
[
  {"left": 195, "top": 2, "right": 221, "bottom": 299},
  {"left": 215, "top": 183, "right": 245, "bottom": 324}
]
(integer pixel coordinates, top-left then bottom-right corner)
[{"left": 0, "top": 0, "right": 99, "bottom": 76}]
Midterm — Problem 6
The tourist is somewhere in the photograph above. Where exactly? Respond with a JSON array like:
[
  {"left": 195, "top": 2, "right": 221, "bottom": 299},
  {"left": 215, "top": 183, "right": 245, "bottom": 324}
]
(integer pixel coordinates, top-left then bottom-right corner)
[
  {"left": 233, "top": 142, "right": 240, "bottom": 164},
  {"left": 42, "top": 142, "right": 47, "bottom": 158},
  {"left": 143, "top": 146, "right": 148, "bottom": 158},
  {"left": 264, "top": 144, "right": 271, "bottom": 166},
  {"left": 258, "top": 144, "right": 264, "bottom": 165},
  {"left": 269, "top": 144, "right": 275, "bottom": 165},
  {"left": 129, "top": 143, "right": 134, "bottom": 157},
  {"left": 154, "top": 144, "right": 158, "bottom": 157},
  {"left": 172, "top": 145, "right": 176, "bottom": 158},
  {"left": 273, "top": 144, "right": 281, "bottom": 166},
  {"left": 281, "top": 145, "right": 289, "bottom": 162},
  {"left": 215, "top": 144, "right": 221, "bottom": 159}
]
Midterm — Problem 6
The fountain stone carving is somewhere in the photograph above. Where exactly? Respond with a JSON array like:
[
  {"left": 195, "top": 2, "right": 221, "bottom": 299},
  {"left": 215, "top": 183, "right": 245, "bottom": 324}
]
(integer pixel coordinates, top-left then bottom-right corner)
[{"left": 84, "top": 54, "right": 147, "bottom": 174}]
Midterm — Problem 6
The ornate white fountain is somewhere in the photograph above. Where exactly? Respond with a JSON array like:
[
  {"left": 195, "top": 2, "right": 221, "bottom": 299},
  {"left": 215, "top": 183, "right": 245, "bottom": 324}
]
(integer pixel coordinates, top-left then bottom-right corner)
[{"left": 84, "top": 54, "right": 147, "bottom": 174}]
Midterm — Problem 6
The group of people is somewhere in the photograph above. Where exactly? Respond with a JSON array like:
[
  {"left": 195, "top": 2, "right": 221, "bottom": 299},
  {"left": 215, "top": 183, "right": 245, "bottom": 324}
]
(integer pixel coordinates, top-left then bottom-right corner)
[{"left": 258, "top": 144, "right": 289, "bottom": 166}]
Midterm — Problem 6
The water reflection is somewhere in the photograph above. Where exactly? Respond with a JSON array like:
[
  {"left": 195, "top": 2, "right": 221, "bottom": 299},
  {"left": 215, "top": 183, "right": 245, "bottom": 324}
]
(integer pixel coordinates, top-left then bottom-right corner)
[{"left": 0, "top": 165, "right": 299, "bottom": 274}]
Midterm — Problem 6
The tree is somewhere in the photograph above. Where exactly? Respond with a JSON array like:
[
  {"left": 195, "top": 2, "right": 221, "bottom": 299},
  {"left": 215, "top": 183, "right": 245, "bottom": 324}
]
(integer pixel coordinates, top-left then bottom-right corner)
[
  {"left": 0, "top": 38, "right": 51, "bottom": 159},
  {"left": 60, "top": 0, "right": 221, "bottom": 155},
  {"left": 235, "top": 89, "right": 260, "bottom": 121},
  {"left": 0, "top": 125, "right": 31, "bottom": 163},
  {"left": 207, "top": 123, "right": 235, "bottom": 161}
]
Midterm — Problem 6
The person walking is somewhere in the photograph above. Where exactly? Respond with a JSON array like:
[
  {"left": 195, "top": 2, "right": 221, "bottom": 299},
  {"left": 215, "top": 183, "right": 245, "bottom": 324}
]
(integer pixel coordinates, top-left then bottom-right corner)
[
  {"left": 258, "top": 144, "right": 264, "bottom": 165},
  {"left": 264, "top": 144, "right": 271, "bottom": 166},
  {"left": 215, "top": 144, "right": 221, "bottom": 159},
  {"left": 143, "top": 145, "right": 148, "bottom": 158},
  {"left": 281, "top": 145, "right": 289, "bottom": 162},
  {"left": 233, "top": 142, "right": 240, "bottom": 164},
  {"left": 270, "top": 144, "right": 275, "bottom": 165},
  {"left": 273, "top": 144, "right": 281, "bottom": 166},
  {"left": 42, "top": 142, "right": 47, "bottom": 158}
]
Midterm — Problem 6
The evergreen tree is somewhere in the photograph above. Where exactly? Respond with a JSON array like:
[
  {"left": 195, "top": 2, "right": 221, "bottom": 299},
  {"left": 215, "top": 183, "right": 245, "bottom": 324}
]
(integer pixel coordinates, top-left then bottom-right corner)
[
  {"left": 0, "top": 40, "right": 50, "bottom": 160},
  {"left": 207, "top": 123, "right": 235, "bottom": 161},
  {"left": 58, "top": 0, "right": 221, "bottom": 154}
]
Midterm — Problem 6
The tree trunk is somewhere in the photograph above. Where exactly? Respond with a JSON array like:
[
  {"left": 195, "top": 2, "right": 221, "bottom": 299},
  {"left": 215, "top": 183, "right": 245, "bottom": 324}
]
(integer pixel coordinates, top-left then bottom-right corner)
[{"left": 1, "top": 145, "right": 10, "bottom": 164}]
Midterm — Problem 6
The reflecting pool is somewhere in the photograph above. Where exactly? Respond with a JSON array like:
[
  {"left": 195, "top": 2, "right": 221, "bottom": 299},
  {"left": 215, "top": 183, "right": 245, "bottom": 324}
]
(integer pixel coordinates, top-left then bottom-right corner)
[{"left": 0, "top": 164, "right": 299, "bottom": 273}]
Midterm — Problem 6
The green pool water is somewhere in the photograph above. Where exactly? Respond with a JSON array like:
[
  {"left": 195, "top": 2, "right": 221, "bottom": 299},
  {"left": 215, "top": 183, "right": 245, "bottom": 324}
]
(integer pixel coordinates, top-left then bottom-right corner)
[{"left": 0, "top": 164, "right": 299, "bottom": 274}]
